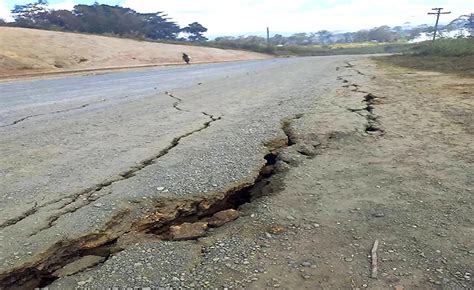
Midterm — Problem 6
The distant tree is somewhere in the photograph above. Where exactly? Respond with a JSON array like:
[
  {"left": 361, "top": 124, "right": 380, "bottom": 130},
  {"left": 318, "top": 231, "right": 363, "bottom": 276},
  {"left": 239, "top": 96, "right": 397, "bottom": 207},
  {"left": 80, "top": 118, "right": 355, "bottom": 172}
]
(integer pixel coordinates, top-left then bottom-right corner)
[
  {"left": 342, "top": 32, "right": 354, "bottom": 43},
  {"left": 181, "top": 22, "right": 208, "bottom": 42},
  {"left": 353, "top": 30, "right": 369, "bottom": 42},
  {"left": 141, "top": 13, "right": 181, "bottom": 40},
  {"left": 73, "top": 4, "right": 142, "bottom": 35},
  {"left": 9, "top": 1, "right": 186, "bottom": 40},
  {"left": 288, "top": 33, "right": 308, "bottom": 45},
  {"left": 467, "top": 14, "right": 474, "bottom": 35},
  {"left": 11, "top": 0, "right": 50, "bottom": 27},
  {"left": 45, "top": 9, "right": 81, "bottom": 31},
  {"left": 240, "top": 35, "right": 266, "bottom": 44},
  {"left": 270, "top": 34, "right": 285, "bottom": 45},
  {"left": 214, "top": 36, "right": 236, "bottom": 42},
  {"left": 367, "top": 26, "right": 399, "bottom": 42},
  {"left": 316, "top": 30, "right": 333, "bottom": 44},
  {"left": 407, "top": 26, "right": 426, "bottom": 40}
]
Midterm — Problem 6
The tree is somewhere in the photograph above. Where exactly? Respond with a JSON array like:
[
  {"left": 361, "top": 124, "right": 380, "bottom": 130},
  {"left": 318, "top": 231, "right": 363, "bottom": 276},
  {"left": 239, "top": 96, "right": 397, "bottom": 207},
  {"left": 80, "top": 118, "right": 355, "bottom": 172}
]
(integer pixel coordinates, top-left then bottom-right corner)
[
  {"left": 73, "top": 4, "right": 142, "bottom": 35},
  {"left": 45, "top": 9, "right": 81, "bottom": 31},
  {"left": 467, "top": 14, "right": 474, "bottom": 35},
  {"left": 11, "top": 0, "right": 50, "bottom": 28},
  {"left": 316, "top": 30, "right": 333, "bottom": 44},
  {"left": 288, "top": 33, "right": 308, "bottom": 45},
  {"left": 9, "top": 1, "right": 186, "bottom": 40},
  {"left": 368, "top": 26, "right": 399, "bottom": 42},
  {"left": 142, "top": 13, "right": 181, "bottom": 40},
  {"left": 353, "top": 30, "right": 369, "bottom": 42},
  {"left": 342, "top": 32, "right": 354, "bottom": 43},
  {"left": 181, "top": 22, "right": 208, "bottom": 42},
  {"left": 270, "top": 34, "right": 285, "bottom": 45}
]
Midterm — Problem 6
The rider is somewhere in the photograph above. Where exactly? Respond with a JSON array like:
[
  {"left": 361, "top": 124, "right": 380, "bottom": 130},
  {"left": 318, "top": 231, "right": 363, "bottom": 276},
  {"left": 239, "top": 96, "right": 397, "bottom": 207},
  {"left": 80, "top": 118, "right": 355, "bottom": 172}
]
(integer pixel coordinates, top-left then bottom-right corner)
[{"left": 182, "top": 53, "right": 191, "bottom": 64}]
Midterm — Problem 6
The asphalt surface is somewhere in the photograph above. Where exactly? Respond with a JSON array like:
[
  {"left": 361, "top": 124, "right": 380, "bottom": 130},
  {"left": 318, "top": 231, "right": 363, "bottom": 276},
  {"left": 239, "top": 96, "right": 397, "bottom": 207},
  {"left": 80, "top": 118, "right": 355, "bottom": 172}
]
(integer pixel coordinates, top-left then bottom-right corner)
[
  {"left": 0, "top": 60, "right": 283, "bottom": 127},
  {"left": 0, "top": 56, "right": 360, "bottom": 287}
]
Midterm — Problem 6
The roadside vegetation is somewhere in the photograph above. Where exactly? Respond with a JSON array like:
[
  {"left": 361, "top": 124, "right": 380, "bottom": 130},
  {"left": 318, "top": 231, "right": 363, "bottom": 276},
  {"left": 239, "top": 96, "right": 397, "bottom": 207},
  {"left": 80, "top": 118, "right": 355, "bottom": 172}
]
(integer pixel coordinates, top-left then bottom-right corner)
[
  {"left": 206, "top": 41, "right": 411, "bottom": 56},
  {"left": 379, "top": 38, "right": 474, "bottom": 76}
]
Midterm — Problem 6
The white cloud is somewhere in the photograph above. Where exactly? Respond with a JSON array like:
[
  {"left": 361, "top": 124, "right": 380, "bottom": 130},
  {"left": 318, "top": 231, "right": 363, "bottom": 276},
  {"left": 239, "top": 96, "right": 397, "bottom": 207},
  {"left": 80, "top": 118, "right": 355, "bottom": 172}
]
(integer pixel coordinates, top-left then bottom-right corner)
[
  {"left": 0, "top": 0, "right": 13, "bottom": 21},
  {"left": 0, "top": 0, "right": 76, "bottom": 22},
  {"left": 49, "top": 0, "right": 76, "bottom": 11},
  {"left": 120, "top": 0, "right": 473, "bottom": 36}
]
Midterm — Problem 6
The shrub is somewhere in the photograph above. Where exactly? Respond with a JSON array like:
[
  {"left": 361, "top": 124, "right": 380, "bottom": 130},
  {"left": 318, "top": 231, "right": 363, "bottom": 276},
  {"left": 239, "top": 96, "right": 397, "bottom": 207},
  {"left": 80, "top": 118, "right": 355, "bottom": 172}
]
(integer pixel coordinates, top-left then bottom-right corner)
[{"left": 411, "top": 39, "right": 474, "bottom": 57}]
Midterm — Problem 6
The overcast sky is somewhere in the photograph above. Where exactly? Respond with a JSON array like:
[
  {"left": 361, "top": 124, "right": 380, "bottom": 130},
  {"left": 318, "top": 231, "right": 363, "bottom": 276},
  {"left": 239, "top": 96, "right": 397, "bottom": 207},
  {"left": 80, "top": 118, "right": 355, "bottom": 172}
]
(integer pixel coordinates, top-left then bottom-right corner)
[{"left": 1, "top": 0, "right": 472, "bottom": 36}]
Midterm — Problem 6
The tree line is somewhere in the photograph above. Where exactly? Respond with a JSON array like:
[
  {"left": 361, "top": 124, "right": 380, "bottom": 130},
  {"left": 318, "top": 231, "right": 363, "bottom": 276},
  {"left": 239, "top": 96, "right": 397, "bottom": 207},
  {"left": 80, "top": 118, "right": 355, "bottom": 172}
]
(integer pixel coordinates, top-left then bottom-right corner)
[
  {"left": 2, "top": 1, "right": 470, "bottom": 47},
  {"left": 214, "top": 26, "right": 430, "bottom": 48},
  {"left": 2, "top": 0, "right": 208, "bottom": 42}
]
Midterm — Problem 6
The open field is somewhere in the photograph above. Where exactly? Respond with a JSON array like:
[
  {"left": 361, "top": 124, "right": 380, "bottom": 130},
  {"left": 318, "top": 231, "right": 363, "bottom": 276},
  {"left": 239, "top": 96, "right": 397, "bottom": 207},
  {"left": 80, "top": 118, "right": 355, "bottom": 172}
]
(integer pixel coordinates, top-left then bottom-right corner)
[{"left": 0, "top": 27, "right": 270, "bottom": 77}]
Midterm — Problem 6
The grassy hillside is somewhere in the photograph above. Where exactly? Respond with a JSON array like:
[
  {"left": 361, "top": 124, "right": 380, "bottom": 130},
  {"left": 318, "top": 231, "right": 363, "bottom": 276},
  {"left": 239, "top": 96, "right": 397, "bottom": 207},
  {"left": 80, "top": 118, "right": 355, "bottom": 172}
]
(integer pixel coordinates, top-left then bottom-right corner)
[{"left": 0, "top": 27, "right": 270, "bottom": 77}]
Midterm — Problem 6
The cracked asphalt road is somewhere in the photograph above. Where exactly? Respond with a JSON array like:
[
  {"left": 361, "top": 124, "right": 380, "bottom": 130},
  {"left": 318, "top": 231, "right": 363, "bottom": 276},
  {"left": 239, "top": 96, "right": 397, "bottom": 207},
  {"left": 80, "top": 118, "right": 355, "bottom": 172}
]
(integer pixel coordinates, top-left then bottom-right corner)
[
  {"left": 0, "top": 56, "right": 358, "bottom": 287},
  {"left": 1, "top": 55, "right": 472, "bottom": 290}
]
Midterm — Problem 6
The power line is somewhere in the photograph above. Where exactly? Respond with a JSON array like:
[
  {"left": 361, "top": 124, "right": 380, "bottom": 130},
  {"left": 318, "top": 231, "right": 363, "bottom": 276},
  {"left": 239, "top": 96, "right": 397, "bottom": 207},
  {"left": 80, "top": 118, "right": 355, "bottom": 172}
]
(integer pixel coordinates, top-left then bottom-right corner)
[{"left": 428, "top": 7, "right": 451, "bottom": 41}]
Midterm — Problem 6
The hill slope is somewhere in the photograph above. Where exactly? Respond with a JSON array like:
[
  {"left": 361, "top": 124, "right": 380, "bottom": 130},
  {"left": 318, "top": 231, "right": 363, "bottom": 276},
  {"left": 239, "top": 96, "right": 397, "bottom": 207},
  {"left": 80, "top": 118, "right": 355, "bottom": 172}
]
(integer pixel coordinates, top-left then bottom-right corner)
[{"left": 0, "top": 27, "right": 270, "bottom": 77}]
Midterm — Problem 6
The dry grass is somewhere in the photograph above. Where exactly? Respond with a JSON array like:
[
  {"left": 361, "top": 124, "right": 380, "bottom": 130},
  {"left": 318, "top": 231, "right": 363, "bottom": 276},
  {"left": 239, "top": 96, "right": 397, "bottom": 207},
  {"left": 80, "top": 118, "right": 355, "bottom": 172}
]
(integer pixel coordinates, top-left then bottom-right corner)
[{"left": 0, "top": 27, "right": 270, "bottom": 77}]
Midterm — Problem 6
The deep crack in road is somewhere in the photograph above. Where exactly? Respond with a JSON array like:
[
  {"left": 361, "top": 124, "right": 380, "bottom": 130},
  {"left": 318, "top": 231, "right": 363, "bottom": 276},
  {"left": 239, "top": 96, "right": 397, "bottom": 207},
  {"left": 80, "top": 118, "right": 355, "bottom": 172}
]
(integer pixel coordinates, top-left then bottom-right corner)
[{"left": 0, "top": 56, "right": 369, "bottom": 288}]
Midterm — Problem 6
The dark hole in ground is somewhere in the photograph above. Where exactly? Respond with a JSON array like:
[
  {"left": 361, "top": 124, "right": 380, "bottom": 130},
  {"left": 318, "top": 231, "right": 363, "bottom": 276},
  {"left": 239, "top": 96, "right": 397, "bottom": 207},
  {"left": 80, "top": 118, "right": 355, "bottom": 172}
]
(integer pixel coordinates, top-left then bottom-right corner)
[
  {"left": 364, "top": 93, "right": 376, "bottom": 102},
  {"left": 22, "top": 237, "right": 122, "bottom": 288},
  {"left": 147, "top": 152, "right": 281, "bottom": 238},
  {"left": 366, "top": 125, "right": 381, "bottom": 133},
  {"left": 37, "top": 273, "right": 57, "bottom": 288}
]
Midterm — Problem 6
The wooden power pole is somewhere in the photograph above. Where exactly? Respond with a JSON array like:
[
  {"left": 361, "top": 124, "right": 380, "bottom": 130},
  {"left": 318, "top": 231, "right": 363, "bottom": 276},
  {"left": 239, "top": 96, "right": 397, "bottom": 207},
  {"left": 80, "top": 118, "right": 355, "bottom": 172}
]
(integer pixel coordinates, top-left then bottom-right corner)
[
  {"left": 266, "top": 27, "right": 270, "bottom": 46},
  {"left": 428, "top": 8, "right": 451, "bottom": 41}
]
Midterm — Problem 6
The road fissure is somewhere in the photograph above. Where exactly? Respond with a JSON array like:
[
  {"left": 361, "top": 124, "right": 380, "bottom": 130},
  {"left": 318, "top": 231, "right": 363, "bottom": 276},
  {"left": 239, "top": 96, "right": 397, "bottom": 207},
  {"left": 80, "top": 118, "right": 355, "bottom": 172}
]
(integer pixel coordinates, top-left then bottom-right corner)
[
  {"left": 0, "top": 116, "right": 297, "bottom": 289},
  {"left": 338, "top": 64, "right": 384, "bottom": 135},
  {"left": 0, "top": 98, "right": 109, "bottom": 128}
]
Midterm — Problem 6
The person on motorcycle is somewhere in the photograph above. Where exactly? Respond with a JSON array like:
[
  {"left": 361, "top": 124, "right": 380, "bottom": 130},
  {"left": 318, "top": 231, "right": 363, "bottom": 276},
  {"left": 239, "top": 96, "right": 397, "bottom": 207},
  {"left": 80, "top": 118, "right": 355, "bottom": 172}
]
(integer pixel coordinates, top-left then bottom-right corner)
[{"left": 182, "top": 53, "right": 191, "bottom": 64}]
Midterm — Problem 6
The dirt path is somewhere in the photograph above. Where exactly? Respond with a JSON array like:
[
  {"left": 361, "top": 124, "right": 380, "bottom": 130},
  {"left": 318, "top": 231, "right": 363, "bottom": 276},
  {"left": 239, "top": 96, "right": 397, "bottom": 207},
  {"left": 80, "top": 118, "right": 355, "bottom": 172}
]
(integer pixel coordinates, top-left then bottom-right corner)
[{"left": 43, "top": 59, "right": 473, "bottom": 289}]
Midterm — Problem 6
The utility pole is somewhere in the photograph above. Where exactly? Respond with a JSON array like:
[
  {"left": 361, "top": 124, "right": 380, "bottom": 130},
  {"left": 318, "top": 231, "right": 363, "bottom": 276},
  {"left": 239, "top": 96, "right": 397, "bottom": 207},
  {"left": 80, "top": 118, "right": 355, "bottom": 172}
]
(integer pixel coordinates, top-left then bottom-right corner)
[
  {"left": 428, "top": 8, "right": 451, "bottom": 41},
  {"left": 266, "top": 27, "right": 270, "bottom": 47}
]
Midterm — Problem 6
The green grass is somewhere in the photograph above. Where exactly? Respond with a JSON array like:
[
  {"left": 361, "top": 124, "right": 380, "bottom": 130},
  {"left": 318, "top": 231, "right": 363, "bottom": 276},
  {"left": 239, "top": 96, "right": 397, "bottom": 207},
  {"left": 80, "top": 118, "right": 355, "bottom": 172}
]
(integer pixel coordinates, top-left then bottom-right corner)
[
  {"left": 378, "top": 38, "right": 474, "bottom": 76},
  {"left": 411, "top": 38, "right": 474, "bottom": 57},
  {"left": 275, "top": 43, "right": 410, "bottom": 56}
]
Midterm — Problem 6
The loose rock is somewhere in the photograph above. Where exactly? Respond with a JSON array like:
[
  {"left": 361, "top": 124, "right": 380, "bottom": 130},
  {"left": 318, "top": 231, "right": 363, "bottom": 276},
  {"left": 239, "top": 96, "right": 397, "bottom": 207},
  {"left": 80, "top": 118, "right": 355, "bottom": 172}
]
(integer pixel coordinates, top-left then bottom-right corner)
[
  {"left": 54, "top": 256, "right": 105, "bottom": 277},
  {"left": 169, "top": 222, "right": 208, "bottom": 240},
  {"left": 208, "top": 209, "right": 241, "bottom": 227}
]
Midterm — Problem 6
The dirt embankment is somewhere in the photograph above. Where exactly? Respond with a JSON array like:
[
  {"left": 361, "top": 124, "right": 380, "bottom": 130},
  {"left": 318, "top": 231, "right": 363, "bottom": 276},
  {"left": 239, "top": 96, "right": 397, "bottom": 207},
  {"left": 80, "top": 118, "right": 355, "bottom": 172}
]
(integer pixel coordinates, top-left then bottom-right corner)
[{"left": 0, "top": 27, "right": 270, "bottom": 77}]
